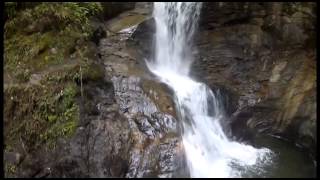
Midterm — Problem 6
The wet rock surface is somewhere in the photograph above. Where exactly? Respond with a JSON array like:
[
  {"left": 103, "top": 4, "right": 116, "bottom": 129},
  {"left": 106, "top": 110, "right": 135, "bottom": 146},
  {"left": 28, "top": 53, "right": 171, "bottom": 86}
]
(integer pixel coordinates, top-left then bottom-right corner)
[
  {"left": 48, "top": 79, "right": 131, "bottom": 178},
  {"left": 4, "top": 75, "right": 131, "bottom": 178},
  {"left": 95, "top": 6, "right": 183, "bottom": 177},
  {"left": 196, "top": 3, "right": 316, "bottom": 155}
]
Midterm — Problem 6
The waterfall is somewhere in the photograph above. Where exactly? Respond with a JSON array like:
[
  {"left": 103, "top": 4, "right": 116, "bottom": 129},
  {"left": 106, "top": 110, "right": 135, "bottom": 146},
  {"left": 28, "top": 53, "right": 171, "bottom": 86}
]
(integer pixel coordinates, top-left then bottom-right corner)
[{"left": 146, "top": 2, "right": 272, "bottom": 178}]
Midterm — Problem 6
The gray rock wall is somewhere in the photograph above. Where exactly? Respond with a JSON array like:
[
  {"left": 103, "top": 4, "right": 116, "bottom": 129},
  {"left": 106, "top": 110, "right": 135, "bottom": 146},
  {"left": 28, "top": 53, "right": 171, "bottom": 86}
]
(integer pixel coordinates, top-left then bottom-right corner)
[{"left": 194, "top": 2, "right": 316, "bottom": 154}]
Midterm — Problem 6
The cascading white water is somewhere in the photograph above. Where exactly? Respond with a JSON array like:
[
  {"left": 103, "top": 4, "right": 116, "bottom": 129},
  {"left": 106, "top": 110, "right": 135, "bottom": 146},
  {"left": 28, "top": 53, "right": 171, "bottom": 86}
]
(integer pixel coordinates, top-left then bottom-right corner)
[{"left": 147, "top": 2, "right": 272, "bottom": 178}]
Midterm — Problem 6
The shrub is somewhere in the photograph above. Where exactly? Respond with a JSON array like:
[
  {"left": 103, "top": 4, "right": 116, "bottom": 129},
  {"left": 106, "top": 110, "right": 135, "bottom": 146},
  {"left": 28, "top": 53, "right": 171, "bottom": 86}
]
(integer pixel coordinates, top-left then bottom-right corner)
[{"left": 5, "top": 2, "right": 103, "bottom": 38}]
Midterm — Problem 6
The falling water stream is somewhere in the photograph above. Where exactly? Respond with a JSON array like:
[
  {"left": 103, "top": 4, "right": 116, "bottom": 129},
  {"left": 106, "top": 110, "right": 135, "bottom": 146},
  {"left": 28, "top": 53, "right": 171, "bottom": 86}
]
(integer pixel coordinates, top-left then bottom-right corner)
[{"left": 146, "top": 2, "right": 274, "bottom": 178}]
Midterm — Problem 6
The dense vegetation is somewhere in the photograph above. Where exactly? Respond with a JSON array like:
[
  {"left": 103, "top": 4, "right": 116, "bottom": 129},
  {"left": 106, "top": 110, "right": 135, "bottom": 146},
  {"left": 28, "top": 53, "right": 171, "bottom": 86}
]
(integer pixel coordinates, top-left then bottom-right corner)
[
  {"left": 4, "top": 2, "right": 102, "bottom": 77},
  {"left": 4, "top": 3, "right": 105, "bottom": 176}
]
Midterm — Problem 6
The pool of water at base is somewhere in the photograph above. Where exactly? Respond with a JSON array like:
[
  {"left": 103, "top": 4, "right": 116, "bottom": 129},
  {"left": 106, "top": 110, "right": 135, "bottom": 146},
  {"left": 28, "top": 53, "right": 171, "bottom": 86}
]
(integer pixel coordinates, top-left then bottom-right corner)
[{"left": 240, "top": 134, "right": 316, "bottom": 178}]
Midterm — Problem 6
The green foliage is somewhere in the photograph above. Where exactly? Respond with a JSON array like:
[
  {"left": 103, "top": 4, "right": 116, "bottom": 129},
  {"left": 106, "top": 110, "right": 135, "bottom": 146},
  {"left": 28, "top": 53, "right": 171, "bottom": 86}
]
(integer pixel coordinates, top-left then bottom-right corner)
[
  {"left": 4, "top": 2, "right": 104, "bottom": 154},
  {"left": 39, "top": 83, "right": 79, "bottom": 148},
  {"left": 4, "top": 31, "right": 76, "bottom": 82},
  {"left": 42, "top": 103, "right": 78, "bottom": 149},
  {"left": 5, "top": 2, "right": 103, "bottom": 38},
  {"left": 61, "top": 84, "right": 78, "bottom": 109},
  {"left": 4, "top": 2, "right": 103, "bottom": 83},
  {"left": 5, "top": 32, "right": 53, "bottom": 67},
  {"left": 4, "top": 82, "right": 80, "bottom": 151}
]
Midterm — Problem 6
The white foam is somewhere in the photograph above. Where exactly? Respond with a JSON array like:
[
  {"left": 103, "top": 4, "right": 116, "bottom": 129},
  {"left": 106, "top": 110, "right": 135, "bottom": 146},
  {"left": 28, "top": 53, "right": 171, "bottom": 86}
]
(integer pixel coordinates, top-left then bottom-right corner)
[{"left": 147, "top": 2, "right": 273, "bottom": 177}]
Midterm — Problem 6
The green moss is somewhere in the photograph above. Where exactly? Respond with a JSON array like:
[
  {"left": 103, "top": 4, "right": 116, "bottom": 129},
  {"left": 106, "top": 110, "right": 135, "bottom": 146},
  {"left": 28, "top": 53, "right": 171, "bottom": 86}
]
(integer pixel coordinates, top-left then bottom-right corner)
[
  {"left": 5, "top": 3, "right": 102, "bottom": 38},
  {"left": 4, "top": 3, "right": 103, "bottom": 84},
  {"left": 4, "top": 80, "right": 80, "bottom": 152},
  {"left": 4, "top": 31, "right": 78, "bottom": 74}
]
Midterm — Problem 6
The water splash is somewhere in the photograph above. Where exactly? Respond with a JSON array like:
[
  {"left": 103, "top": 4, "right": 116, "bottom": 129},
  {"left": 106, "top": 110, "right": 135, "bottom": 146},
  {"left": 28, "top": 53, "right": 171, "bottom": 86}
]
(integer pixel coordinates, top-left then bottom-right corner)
[{"left": 146, "top": 2, "right": 273, "bottom": 177}]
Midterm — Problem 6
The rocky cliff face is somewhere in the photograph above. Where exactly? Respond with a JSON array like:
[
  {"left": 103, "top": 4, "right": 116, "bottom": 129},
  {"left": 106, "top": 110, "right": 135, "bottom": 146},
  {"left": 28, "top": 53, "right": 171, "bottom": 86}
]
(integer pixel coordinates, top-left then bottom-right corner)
[{"left": 194, "top": 2, "right": 316, "bottom": 155}]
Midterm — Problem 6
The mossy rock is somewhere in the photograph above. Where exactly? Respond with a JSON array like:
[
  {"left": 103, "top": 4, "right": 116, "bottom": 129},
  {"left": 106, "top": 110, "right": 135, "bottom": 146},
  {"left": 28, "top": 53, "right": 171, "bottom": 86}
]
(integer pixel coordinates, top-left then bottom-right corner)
[
  {"left": 4, "top": 3, "right": 103, "bottom": 82},
  {"left": 82, "top": 62, "right": 105, "bottom": 82},
  {"left": 4, "top": 81, "right": 80, "bottom": 152}
]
